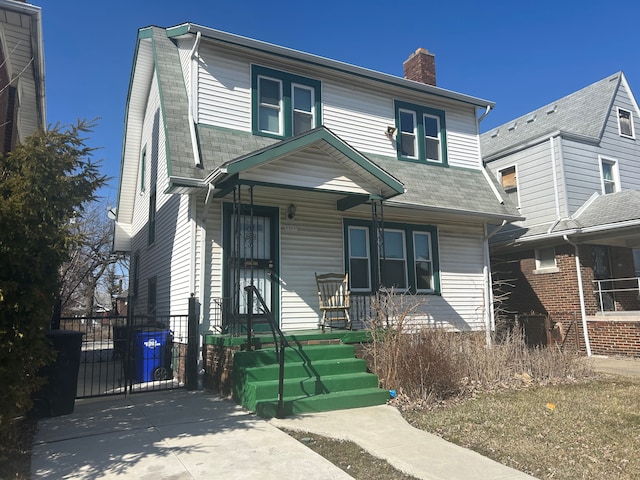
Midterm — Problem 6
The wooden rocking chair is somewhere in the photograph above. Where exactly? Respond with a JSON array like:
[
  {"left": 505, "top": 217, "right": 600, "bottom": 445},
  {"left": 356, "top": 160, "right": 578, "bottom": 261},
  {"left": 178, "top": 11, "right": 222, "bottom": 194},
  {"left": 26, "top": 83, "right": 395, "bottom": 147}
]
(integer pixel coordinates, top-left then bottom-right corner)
[{"left": 315, "top": 272, "right": 351, "bottom": 332}]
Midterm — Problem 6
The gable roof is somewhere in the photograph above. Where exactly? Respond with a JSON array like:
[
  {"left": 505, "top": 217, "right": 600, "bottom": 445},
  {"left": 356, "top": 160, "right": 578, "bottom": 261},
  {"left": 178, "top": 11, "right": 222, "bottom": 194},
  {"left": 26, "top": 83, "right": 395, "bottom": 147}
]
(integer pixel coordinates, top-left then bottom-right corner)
[
  {"left": 206, "top": 126, "right": 404, "bottom": 200},
  {"left": 481, "top": 72, "right": 624, "bottom": 159}
]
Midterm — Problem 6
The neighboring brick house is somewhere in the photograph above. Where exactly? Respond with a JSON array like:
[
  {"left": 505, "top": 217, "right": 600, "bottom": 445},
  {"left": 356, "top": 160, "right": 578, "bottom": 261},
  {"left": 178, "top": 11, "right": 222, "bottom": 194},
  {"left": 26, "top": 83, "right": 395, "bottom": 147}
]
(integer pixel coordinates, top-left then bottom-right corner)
[{"left": 482, "top": 72, "right": 640, "bottom": 357}]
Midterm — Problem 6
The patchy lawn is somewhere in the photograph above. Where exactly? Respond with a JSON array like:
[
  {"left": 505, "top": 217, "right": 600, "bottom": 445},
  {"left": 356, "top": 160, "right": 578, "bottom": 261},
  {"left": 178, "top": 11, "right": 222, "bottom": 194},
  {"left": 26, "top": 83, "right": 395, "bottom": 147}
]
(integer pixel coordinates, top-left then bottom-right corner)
[
  {"left": 284, "top": 429, "right": 418, "bottom": 480},
  {"left": 402, "top": 378, "right": 640, "bottom": 480}
]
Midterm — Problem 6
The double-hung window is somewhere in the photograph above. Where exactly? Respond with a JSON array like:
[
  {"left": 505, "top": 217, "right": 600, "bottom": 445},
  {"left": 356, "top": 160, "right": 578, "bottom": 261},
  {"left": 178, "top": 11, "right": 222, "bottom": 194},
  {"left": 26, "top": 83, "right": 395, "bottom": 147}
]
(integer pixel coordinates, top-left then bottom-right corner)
[
  {"left": 617, "top": 108, "right": 635, "bottom": 138},
  {"left": 252, "top": 65, "right": 321, "bottom": 138},
  {"left": 599, "top": 157, "right": 619, "bottom": 194},
  {"left": 344, "top": 220, "right": 440, "bottom": 294},
  {"left": 395, "top": 100, "right": 447, "bottom": 165}
]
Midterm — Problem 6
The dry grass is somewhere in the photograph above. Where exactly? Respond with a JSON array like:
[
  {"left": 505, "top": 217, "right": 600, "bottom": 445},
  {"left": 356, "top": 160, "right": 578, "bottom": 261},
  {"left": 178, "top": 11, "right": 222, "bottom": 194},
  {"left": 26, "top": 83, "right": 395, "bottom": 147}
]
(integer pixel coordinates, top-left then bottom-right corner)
[
  {"left": 284, "top": 429, "right": 418, "bottom": 479},
  {"left": 403, "top": 378, "right": 640, "bottom": 479},
  {"left": 364, "top": 293, "right": 592, "bottom": 403}
]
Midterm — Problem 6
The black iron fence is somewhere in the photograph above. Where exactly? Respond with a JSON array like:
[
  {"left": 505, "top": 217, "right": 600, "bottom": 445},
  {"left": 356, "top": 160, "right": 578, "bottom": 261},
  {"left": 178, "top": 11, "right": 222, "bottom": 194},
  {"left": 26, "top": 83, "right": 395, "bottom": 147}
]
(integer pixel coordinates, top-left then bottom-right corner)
[{"left": 58, "top": 313, "right": 190, "bottom": 398}]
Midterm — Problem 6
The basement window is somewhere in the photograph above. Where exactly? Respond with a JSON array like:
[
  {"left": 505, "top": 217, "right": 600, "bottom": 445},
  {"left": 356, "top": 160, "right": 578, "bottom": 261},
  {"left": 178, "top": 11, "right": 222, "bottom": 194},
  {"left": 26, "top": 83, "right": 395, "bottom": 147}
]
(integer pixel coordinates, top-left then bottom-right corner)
[{"left": 534, "top": 247, "right": 559, "bottom": 273}]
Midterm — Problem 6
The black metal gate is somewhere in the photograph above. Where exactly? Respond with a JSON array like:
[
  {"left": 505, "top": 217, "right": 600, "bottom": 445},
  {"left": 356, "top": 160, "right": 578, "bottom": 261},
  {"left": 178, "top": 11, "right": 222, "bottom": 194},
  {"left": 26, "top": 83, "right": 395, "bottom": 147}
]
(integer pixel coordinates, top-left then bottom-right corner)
[{"left": 58, "top": 313, "right": 191, "bottom": 398}]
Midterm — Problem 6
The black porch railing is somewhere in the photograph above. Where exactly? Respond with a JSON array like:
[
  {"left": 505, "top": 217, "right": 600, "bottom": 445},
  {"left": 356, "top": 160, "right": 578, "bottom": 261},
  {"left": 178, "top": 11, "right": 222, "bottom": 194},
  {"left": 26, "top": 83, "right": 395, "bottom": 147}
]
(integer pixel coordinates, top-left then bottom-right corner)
[{"left": 244, "top": 284, "right": 289, "bottom": 419}]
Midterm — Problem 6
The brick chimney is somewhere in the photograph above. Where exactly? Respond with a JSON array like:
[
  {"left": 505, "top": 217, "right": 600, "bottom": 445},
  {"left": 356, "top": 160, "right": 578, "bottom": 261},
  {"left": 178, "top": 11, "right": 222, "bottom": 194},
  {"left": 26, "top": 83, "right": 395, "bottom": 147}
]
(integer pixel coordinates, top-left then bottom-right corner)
[{"left": 403, "top": 48, "right": 436, "bottom": 86}]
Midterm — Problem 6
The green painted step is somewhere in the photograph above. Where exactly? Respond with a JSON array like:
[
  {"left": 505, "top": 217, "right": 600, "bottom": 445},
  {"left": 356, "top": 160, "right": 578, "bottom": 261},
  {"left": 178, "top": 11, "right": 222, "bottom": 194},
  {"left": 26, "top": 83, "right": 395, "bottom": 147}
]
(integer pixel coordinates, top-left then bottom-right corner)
[
  {"left": 233, "top": 344, "right": 356, "bottom": 368},
  {"left": 238, "top": 357, "right": 367, "bottom": 383},
  {"left": 241, "top": 372, "right": 380, "bottom": 412},
  {"left": 255, "top": 387, "right": 391, "bottom": 418}
]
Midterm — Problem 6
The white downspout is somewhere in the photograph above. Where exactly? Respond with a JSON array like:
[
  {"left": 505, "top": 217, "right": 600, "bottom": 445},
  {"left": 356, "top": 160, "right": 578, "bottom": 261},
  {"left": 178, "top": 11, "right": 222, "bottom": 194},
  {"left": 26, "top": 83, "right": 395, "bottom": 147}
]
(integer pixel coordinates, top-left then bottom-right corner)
[
  {"left": 549, "top": 135, "right": 561, "bottom": 219},
  {"left": 563, "top": 235, "right": 592, "bottom": 356},
  {"left": 483, "top": 220, "right": 507, "bottom": 346},
  {"left": 189, "top": 31, "right": 202, "bottom": 166}
]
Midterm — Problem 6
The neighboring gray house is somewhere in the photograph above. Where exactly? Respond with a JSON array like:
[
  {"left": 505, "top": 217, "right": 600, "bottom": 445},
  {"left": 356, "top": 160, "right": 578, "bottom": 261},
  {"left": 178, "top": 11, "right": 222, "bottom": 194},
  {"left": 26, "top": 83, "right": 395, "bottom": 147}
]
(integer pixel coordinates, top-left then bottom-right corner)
[
  {"left": 0, "top": 0, "right": 45, "bottom": 152},
  {"left": 114, "top": 24, "right": 519, "bottom": 347},
  {"left": 482, "top": 72, "right": 640, "bottom": 356}
]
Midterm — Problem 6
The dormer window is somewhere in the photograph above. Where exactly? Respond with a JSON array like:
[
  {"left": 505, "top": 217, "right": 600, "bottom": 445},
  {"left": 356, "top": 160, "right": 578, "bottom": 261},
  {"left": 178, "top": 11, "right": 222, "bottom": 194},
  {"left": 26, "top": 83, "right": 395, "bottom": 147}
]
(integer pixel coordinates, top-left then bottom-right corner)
[
  {"left": 252, "top": 65, "right": 322, "bottom": 139},
  {"left": 617, "top": 108, "right": 635, "bottom": 138},
  {"left": 395, "top": 100, "right": 447, "bottom": 166}
]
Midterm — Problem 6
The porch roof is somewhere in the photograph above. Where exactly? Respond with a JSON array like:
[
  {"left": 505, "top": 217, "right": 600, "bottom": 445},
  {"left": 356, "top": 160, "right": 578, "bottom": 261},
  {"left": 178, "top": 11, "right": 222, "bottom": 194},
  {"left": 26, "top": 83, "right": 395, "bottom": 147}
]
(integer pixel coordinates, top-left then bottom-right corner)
[
  {"left": 204, "top": 126, "right": 405, "bottom": 204},
  {"left": 490, "top": 190, "right": 640, "bottom": 249}
]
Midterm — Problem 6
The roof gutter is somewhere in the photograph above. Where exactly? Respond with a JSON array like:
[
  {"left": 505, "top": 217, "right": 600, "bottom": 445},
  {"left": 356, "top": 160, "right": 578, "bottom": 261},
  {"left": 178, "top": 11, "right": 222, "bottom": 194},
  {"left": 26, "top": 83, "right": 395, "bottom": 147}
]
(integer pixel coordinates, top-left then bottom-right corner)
[
  {"left": 188, "top": 31, "right": 202, "bottom": 166},
  {"left": 176, "top": 23, "right": 495, "bottom": 109}
]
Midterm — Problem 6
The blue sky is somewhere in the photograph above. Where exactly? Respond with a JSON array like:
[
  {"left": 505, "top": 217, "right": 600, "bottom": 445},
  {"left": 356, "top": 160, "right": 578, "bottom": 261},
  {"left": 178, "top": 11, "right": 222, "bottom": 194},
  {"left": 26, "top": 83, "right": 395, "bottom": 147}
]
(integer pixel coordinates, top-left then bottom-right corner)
[{"left": 42, "top": 0, "right": 640, "bottom": 202}]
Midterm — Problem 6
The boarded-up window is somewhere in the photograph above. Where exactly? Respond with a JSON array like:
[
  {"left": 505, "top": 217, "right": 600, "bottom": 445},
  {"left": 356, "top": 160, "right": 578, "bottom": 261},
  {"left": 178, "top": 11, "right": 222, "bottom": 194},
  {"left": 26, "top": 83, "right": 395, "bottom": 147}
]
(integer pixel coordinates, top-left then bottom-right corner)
[{"left": 500, "top": 166, "right": 517, "bottom": 191}]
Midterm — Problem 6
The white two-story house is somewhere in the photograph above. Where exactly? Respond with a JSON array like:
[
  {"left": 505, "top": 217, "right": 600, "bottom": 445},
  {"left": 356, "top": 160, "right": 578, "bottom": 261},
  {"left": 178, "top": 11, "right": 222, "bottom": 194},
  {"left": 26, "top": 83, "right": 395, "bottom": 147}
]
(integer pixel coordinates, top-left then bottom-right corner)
[
  {"left": 482, "top": 72, "right": 640, "bottom": 357},
  {"left": 114, "top": 24, "right": 519, "bottom": 347}
]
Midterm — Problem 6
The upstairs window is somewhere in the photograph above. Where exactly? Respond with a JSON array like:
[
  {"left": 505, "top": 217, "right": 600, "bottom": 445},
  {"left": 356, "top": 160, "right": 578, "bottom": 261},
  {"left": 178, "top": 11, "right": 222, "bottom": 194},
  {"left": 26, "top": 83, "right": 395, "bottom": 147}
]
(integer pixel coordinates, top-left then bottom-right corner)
[
  {"left": 140, "top": 146, "right": 147, "bottom": 192},
  {"left": 395, "top": 100, "right": 447, "bottom": 165},
  {"left": 252, "top": 65, "right": 321, "bottom": 139},
  {"left": 617, "top": 108, "right": 635, "bottom": 138},
  {"left": 599, "top": 157, "right": 619, "bottom": 194},
  {"left": 500, "top": 166, "right": 517, "bottom": 191}
]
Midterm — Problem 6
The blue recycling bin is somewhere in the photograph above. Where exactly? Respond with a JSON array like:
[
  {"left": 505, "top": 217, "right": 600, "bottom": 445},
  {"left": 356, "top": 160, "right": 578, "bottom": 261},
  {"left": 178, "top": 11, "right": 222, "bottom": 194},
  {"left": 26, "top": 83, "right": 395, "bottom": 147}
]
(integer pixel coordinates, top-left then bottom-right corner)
[{"left": 134, "top": 329, "right": 172, "bottom": 382}]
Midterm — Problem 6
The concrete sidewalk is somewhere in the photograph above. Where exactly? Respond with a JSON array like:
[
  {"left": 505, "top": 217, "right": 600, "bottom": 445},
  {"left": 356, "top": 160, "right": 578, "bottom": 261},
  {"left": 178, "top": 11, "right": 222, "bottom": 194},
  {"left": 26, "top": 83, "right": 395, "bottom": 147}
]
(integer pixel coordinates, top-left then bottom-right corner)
[
  {"left": 590, "top": 355, "right": 640, "bottom": 378},
  {"left": 31, "top": 391, "right": 351, "bottom": 479},
  {"left": 270, "top": 405, "right": 535, "bottom": 480},
  {"left": 32, "top": 389, "right": 535, "bottom": 480}
]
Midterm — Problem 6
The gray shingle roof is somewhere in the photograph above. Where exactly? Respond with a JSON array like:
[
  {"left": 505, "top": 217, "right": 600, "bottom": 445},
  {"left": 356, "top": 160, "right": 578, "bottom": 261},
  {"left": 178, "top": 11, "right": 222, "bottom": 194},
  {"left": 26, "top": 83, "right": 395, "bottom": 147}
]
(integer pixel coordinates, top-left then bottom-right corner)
[
  {"left": 558, "top": 190, "right": 640, "bottom": 230},
  {"left": 481, "top": 73, "right": 622, "bottom": 159},
  {"left": 490, "top": 190, "right": 640, "bottom": 246}
]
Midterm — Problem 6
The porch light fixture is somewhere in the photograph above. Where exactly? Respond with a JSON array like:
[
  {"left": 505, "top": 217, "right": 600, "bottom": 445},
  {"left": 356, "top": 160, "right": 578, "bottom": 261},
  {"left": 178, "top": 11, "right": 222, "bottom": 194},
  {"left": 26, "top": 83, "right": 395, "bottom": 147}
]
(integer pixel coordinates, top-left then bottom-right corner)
[
  {"left": 287, "top": 204, "right": 296, "bottom": 220},
  {"left": 385, "top": 126, "right": 397, "bottom": 138}
]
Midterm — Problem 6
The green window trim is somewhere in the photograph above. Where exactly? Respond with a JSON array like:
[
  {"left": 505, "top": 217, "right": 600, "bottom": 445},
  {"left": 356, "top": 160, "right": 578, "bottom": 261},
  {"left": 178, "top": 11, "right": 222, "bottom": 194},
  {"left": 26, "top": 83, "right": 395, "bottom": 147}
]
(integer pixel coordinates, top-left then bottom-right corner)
[
  {"left": 343, "top": 219, "right": 440, "bottom": 294},
  {"left": 394, "top": 100, "right": 448, "bottom": 166},
  {"left": 251, "top": 65, "right": 322, "bottom": 139}
]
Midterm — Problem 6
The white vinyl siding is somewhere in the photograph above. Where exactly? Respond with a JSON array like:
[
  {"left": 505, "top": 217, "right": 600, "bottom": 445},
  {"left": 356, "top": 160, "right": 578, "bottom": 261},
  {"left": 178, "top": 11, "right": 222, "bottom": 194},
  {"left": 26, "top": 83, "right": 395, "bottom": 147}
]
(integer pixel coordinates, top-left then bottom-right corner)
[
  {"left": 240, "top": 145, "right": 378, "bottom": 194},
  {"left": 195, "top": 45, "right": 483, "bottom": 170},
  {"left": 200, "top": 189, "right": 488, "bottom": 331}
]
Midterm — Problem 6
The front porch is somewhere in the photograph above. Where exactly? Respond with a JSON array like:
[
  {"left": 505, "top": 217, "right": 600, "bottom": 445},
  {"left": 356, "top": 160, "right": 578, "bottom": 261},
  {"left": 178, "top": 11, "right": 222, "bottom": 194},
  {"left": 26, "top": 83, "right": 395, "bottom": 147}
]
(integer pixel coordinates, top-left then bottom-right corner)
[{"left": 202, "top": 328, "right": 390, "bottom": 417}]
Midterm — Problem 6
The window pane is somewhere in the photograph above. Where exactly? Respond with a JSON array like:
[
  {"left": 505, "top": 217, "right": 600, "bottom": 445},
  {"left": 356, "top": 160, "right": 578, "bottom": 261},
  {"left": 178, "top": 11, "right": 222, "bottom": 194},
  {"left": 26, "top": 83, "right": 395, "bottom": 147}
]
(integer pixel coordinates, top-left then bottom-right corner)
[
  {"left": 424, "top": 115, "right": 439, "bottom": 138},
  {"left": 384, "top": 231, "right": 404, "bottom": 259},
  {"left": 400, "top": 133, "right": 416, "bottom": 157},
  {"left": 604, "top": 181, "right": 615, "bottom": 194},
  {"left": 537, "top": 247, "right": 556, "bottom": 269},
  {"left": 259, "top": 107, "right": 280, "bottom": 133},
  {"left": 293, "top": 86, "right": 312, "bottom": 112},
  {"left": 350, "top": 259, "right": 369, "bottom": 289},
  {"left": 416, "top": 262, "right": 432, "bottom": 290},
  {"left": 425, "top": 138, "right": 440, "bottom": 161},
  {"left": 259, "top": 78, "right": 280, "bottom": 106},
  {"left": 602, "top": 162, "right": 613, "bottom": 180},
  {"left": 381, "top": 260, "right": 407, "bottom": 289},
  {"left": 350, "top": 228, "right": 368, "bottom": 257},
  {"left": 414, "top": 233, "right": 430, "bottom": 261},
  {"left": 293, "top": 112, "right": 312, "bottom": 135},
  {"left": 399, "top": 111, "right": 415, "bottom": 133}
]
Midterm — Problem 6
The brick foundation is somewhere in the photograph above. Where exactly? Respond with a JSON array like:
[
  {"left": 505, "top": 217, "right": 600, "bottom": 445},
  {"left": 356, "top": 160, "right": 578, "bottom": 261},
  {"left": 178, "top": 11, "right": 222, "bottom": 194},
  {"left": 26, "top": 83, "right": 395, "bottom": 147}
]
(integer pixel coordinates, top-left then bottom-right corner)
[{"left": 587, "top": 320, "right": 640, "bottom": 357}]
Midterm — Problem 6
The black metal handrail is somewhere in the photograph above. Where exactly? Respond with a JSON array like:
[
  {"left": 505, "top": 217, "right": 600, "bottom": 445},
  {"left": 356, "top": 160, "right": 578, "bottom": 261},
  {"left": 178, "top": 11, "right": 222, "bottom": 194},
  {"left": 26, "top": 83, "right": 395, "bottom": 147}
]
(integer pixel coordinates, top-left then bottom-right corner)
[{"left": 244, "top": 284, "right": 289, "bottom": 418}]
